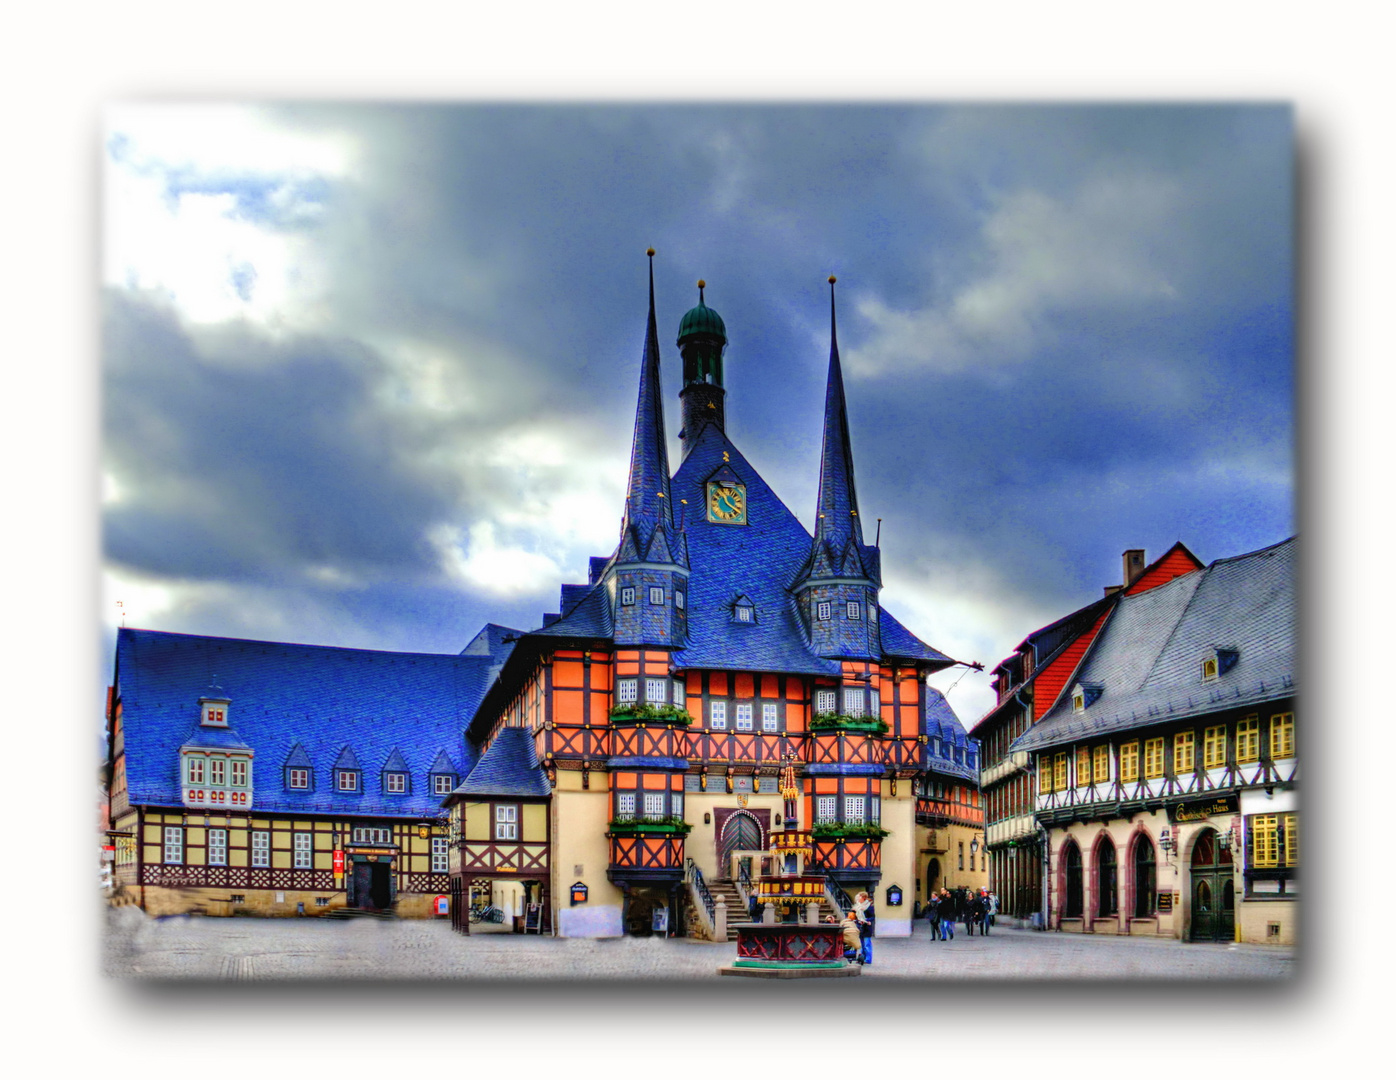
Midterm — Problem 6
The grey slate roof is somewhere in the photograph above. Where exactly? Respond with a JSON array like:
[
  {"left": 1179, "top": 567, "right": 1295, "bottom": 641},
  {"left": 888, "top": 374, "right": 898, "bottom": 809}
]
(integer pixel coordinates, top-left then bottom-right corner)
[
  {"left": 180, "top": 726, "right": 253, "bottom": 751},
  {"left": 449, "top": 727, "right": 551, "bottom": 798},
  {"left": 1012, "top": 536, "right": 1296, "bottom": 753},
  {"left": 922, "top": 686, "right": 979, "bottom": 780}
]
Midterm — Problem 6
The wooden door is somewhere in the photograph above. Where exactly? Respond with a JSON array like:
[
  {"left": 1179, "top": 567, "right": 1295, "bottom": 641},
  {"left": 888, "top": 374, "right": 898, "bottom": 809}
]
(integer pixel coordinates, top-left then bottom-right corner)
[{"left": 1189, "top": 829, "right": 1235, "bottom": 942}]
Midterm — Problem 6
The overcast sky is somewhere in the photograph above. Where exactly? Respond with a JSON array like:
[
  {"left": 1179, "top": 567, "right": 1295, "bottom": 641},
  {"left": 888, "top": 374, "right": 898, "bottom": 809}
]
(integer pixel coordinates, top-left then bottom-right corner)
[{"left": 101, "top": 103, "right": 1293, "bottom": 723}]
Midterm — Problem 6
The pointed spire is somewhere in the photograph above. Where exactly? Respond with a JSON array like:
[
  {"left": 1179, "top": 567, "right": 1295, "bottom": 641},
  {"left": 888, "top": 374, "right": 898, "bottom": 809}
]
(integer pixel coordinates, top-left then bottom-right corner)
[
  {"left": 813, "top": 274, "right": 864, "bottom": 552},
  {"left": 621, "top": 248, "right": 674, "bottom": 546}
]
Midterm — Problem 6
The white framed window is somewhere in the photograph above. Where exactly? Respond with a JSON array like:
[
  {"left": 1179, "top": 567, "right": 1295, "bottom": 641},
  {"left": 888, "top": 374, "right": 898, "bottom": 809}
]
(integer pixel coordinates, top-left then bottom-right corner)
[
  {"left": 643, "top": 792, "right": 665, "bottom": 817},
  {"left": 616, "top": 678, "right": 639, "bottom": 704},
  {"left": 870, "top": 691, "right": 880, "bottom": 716},
  {"left": 676, "top": 590, "right": 686, "bottom": 610},
  {"left": 735, "top": 703, "right": 754, "bottom": 731},
  {"left": 735, "top": 604, "right": 753, "bottom": 623},
  {"left": 293, "top": 831, "right": 312, "bottom": 869},
  {"left": 620, "top": 586, "right": 635, "bottom": 606},
  {"left": 431, "top": 837, "right": 448, "bottom": 872},
  {"left": 230, "top": 760, "right": 248, "bottom": 787},
  {"left": 208, "top": 828, "right": 227, "bottom": 867},
  {"left": 251, "top": 830, "right": 270, "bottom": 867},
  {"left": 709, "top": 700, "right": 727, "bottom": 729},
  {"left": 209, "top": 758, "right": 226, "bottom": 786},
  {"left": 433, "top": 774, "right": 454, "bottom": 795},
  {"left": 287, "top": 767, "right": 309, "bottom": 789},
  {"left": 868, "top": 600, "right": 878, "bottom": 624},
  {"left": 844, "top": 795, "right": 866, "bottom": 823},
  {"left": 869, "top": 796, "right": 881, "bottom": 824},
  {"left": 337, "top": 770, "right": 359, "bottom": 792},
  {"left": 494, "top": 804, "right": 518, "bottom": 841},
  {"left": 385, "top": 772, "right": 406, "bottom": 793},
  {"left": 762, "top": 702, "right": 779, "bottom": 732},
  {"left": 815, "top": 689, "right": 837, "bottom": 713},
  {"left": 649, "top": 585, "right": 665, "bottom": 605},
  {"left": 187, "top": 757, "right": 205, "bottom": 785},
  {"left": 163, "top": 826, "right": 183, "bottom": 865},
  {"left": 815, "top": 796, "right": 836, "bottom": 824},
  {"left": 617, "top": 792, "right": 636, "bottom": 818},
  {"left": 847, "top": 600, "right": 860, "bottom": 620},
  {"left": 817, "top": 601, "right": 832, "bottom": 621},
  {"left": 672, "top": 792, "right": 683, "bottom": 818},
  {"left": 646, "top": 678, "right": 669, "bottom": 704},
  {"left": 844, "top": 689, "right": 865, "bottom": 717},
  {"left": 352, "top": 826, "right": 391, "bottom": 844},
  {"left": 673, "top": 680, "right": 686, "bottom": 708}
]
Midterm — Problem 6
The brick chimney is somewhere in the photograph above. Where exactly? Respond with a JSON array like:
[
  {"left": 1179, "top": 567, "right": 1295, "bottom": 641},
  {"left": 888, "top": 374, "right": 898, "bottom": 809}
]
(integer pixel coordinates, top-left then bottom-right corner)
[{"left": 1123, "top": 549, "right": 1146, "bottom": 588}]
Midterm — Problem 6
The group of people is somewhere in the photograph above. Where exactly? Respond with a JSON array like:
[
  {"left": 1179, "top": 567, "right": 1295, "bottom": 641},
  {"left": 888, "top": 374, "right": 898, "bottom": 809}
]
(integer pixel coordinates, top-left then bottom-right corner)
[
  {"left": 921, "top": 887, "right": 996, "bottom": 941},
  {"left": 833, "top": 890, "right": 876, "bottom": 966}
]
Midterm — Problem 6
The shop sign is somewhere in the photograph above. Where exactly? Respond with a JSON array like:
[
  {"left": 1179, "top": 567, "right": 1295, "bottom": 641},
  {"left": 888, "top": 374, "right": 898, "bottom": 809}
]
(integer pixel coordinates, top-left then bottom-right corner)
[
  {"left": 1157, "top": 891, "right": 1176, "bottom": 912},
  {"left": 333, "top": 850, "right": 344, "bottom": 874},
  {"left": 570, "top": 881, "right": 588, "bottom": 906},
  {"left": 1171, "top": 796, "right": 1237, "bottom": 823}
]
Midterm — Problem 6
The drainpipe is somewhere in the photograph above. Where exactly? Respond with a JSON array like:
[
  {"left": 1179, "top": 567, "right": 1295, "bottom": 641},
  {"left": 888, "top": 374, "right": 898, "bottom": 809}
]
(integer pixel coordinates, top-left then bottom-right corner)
[{"left": 1038, "top": 819, "right": 1051, "bottom": 931}]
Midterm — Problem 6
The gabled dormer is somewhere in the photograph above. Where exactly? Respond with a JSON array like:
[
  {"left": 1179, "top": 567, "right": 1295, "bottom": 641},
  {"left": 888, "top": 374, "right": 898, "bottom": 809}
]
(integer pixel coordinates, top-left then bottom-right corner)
[
  {"left": 428, "top": 749, "right": 459, "bottom": 799},
  {"left": 730, "top": 593, "right": 757, "bottom": 624},
  {"left": 1201, "top": 646, "right": 1239, "bottom": 681},
  {"left": 283, "top": 742, "right": 314, "bottom": 791},
  {"left": 199, "top": 691, "right": 231, "bottom": 727},
  {"left": 1071, "top": 682, "right": 1104, "bottom": 713},
  {"left": 333, "top": 745, "right": 362, "bottom": 794},
  {"left": 381, "top": 747, "right": 411, "bottom": 795}
]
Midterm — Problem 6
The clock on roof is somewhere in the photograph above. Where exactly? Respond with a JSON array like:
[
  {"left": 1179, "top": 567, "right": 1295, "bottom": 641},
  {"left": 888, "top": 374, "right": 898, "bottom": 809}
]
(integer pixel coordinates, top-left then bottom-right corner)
[{"left": 706, "top": 480, "right": 747, "bottom": 525}]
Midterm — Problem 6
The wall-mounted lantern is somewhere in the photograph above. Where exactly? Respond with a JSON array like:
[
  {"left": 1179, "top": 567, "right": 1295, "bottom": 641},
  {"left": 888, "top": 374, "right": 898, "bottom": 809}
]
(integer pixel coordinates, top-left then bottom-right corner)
[{"left": 704, "top": 813, "right": 711, "bottom": 825}]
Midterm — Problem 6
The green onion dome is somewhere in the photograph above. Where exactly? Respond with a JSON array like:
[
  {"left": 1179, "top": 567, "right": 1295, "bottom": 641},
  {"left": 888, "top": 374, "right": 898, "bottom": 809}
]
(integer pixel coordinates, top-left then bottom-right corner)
[{"left": 677, "top": 280, "right": 727, "bottom": 345}]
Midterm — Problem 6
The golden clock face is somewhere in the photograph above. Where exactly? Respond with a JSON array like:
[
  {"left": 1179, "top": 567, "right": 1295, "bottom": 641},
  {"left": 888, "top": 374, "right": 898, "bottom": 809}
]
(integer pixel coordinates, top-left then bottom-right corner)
[{"left": 707, "top": 481, "right": 747, "bottom": 524}]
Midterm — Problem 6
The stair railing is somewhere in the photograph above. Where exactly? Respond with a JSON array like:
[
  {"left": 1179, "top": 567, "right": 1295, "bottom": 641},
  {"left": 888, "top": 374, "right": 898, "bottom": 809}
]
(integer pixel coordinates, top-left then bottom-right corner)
[
  {"left": 824, "top": 877, "right": 855, "bottom": 919},
  {"left": 685, "top": 858, "right": 717, "bottom": 940}
]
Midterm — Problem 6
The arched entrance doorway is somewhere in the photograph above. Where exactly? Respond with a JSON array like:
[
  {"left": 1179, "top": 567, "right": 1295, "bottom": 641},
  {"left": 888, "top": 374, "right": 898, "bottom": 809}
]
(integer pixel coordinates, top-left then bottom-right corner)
[
  {"left": 927, "top": 858, "right": 941, "bottom": 897},
  {"left": 1062, "top": 841, "right": 1083, "bottom": 918},
  {"left": 719, "top": 811, "right": 763, "bottom": 877},
  {"left": 1189, "top": 828, "right": 1235, "bottom": 942}
]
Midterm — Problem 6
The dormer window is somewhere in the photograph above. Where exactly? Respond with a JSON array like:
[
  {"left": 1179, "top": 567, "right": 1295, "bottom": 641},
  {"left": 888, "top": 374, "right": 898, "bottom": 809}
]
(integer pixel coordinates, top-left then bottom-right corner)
[
  {"left": 200, "top": 696, "right": 230, "bottom": 727},
  {"left": 733, "top": 596, "right": 756, "bottom": 623},
  {"left": 384, "top": 772, "right": 407, "bottom": 794},
  {"left": 337, "top": 769, "right": 360, "bottom": 793},
  {"left": 1202, "top": 648, "right": 1239, "bottom": 681},
  {"left": 432, "top": 773, "right": 457, "bottom": 796},
  {"left": 1071, "top": 683, "right": 1103, "bottom": 712},
  {"left": 288, "top": 768, "right": 310, "bottom": 790}
]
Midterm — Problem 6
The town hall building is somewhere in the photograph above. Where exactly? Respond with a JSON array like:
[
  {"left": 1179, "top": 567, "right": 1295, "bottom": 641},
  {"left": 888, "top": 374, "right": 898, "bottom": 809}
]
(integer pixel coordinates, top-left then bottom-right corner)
[{"left": 104, "top": 254, "right": 985, "bottom": 937}]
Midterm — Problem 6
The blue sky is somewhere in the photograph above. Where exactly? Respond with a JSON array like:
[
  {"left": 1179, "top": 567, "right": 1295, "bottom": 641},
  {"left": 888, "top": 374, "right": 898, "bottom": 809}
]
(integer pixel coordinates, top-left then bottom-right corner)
[{"left": 101, "top": 103, "right": 1293, "bottom": 723}]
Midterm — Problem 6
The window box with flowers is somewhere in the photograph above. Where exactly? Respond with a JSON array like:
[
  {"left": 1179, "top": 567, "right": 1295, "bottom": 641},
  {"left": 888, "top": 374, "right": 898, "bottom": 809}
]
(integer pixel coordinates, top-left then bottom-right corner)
[
  {"left": 608, "top": 703, "right": 694, "bottom": 726},
  {"left": 810, "top": 822, "right": 891, "bottom": 841},
  {"left": 809, "top": 712, "right": 889, "bottom": 736},
  {"left": 605, "top": 815, "right": 694, "bottom": 837}
]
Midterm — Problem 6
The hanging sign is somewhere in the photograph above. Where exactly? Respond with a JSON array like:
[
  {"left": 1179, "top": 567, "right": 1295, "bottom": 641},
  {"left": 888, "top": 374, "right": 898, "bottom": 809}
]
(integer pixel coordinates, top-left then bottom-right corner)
[{"left": 332, "top": 849, "right": 345, "bottom": 875}]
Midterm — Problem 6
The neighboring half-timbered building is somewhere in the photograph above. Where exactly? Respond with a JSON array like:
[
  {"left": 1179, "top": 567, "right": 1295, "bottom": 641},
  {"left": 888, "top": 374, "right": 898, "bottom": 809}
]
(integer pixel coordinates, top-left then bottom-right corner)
[
  {"left": 971, "top": 544, "right": 1203, "bottom": 926},
  {"left": 1011, "top": 536, "right": 1297, "bottom": 945},
  {"left": 103, "top": 256, "right": 980, "bottom": 937}
]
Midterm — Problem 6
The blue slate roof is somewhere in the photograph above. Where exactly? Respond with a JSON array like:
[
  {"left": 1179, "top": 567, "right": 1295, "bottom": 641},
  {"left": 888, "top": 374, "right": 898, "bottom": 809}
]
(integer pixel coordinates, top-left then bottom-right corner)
[
  {"left": 449, "top": 727, "right": 551, "bottom": 798},
  {"left": 180, "top": 726, "right": 252, "bottom": 751},
  {"left": 1012, "top": 536, "right": 1297, "bottom": 753},
  {"left": 115, "top": 627, "right": 506, "bottom": 816},
  {"left": 922, "top": 687, "right": 979, "bottom": 780},
  {"left": 809, "top": 284, "right": 866, "bottom": 559}
]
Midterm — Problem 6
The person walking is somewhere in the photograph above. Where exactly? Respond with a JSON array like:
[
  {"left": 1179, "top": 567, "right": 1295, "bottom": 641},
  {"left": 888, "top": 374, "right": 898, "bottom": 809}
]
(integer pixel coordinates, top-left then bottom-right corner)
[
  {"left": 939, "top": 887, "right": 956, "bottom": 941},
  {"left": 980, "top": 888, "right": 994, "bottom": 935},
  {"left": 854, "top": 890, "right": 875, "bottom": 965},
  {"left": 924, "top": 891, "right": 941, "bottom": 941}
]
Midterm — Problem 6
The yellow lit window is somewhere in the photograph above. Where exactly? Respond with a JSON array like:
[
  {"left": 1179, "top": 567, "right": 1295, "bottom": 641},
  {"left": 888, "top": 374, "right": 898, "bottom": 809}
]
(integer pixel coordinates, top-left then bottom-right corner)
[
  {"left": 1237, "top": 716, "right": 1260, "bottom": 763},
  {"left": 1173, "top": 731, "right": 1195, "bottom": 773},
  {"left": 1201, "top": 657, "right": 1218, "bottom": 680},
  {"left": 1038, "top": 757, "right": 1053, "bottom": 794},
  {"left": 1119, "top": 742, "right": 1139, "bottom": 782},
  {"left": 1283, "top": 813, "right": 1298, "bottom": 867},
  {"left": 1203, "top": 725, "right": 1227, "bottom": 768},
  {"left": 1093, "top": 744, "right": 1110, "bottom": 782},
  {"left": 1251, "top": 814, "right": 1280, "bottom": 868},
  {"left": 1143, "top": 738, "right": 1164, "bottom": 779},
  {"left": 1053, "top": 752, "right": 1067, "bottom": 792},
  {"left": 1270, "top": 713, "right": 1295, "bottom": 759},
  {"left": 1076, "top": 747, "right": 1091, "bottom": 785}
]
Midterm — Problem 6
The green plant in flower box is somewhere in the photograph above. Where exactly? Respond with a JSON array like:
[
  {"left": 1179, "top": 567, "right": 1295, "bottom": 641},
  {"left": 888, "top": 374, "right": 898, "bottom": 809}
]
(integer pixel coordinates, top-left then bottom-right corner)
[
  {"left": 606, "top": 815, "right": 694, "bottom": 836},
  {"left": 608, "top": 703, "right": 694, "bottom": 725},
  {"left": 810, "top": 821, "right": 891, "bottom": 841},
  {"left": 809, "top": 712, "right": 889, "bottom": 735}
]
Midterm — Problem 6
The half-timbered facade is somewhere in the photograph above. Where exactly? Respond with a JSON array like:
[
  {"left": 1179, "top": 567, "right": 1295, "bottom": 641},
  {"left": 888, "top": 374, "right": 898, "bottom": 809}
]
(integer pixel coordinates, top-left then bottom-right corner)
[
  {"left": 970, "top": 545, "right": 1203, "bottom": 926},
  {"left": 1011, "top": 536, "right": 1297, "bottom": 945},
  {"left": 104, "top": 256, "right": 978, "bottom": 936},
  {"left": 914, "top": 688, "right": 987, "bottom": 900}
]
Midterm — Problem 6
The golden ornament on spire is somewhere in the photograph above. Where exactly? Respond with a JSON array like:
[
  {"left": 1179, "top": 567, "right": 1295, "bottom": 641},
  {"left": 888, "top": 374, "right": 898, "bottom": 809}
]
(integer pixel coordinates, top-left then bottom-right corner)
[
  {"left": 828, "top": 274, "right": 837, "bottom": 284},
  {"left": 647, "top": 247, "right": 655, "bottom": 256}
]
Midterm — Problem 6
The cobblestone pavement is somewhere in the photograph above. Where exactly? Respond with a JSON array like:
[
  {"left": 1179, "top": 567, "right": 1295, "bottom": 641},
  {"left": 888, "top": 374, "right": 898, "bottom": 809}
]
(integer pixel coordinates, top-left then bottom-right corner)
[{"left": 103, "top": 907, "right": 1295, "bottom": 981}]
